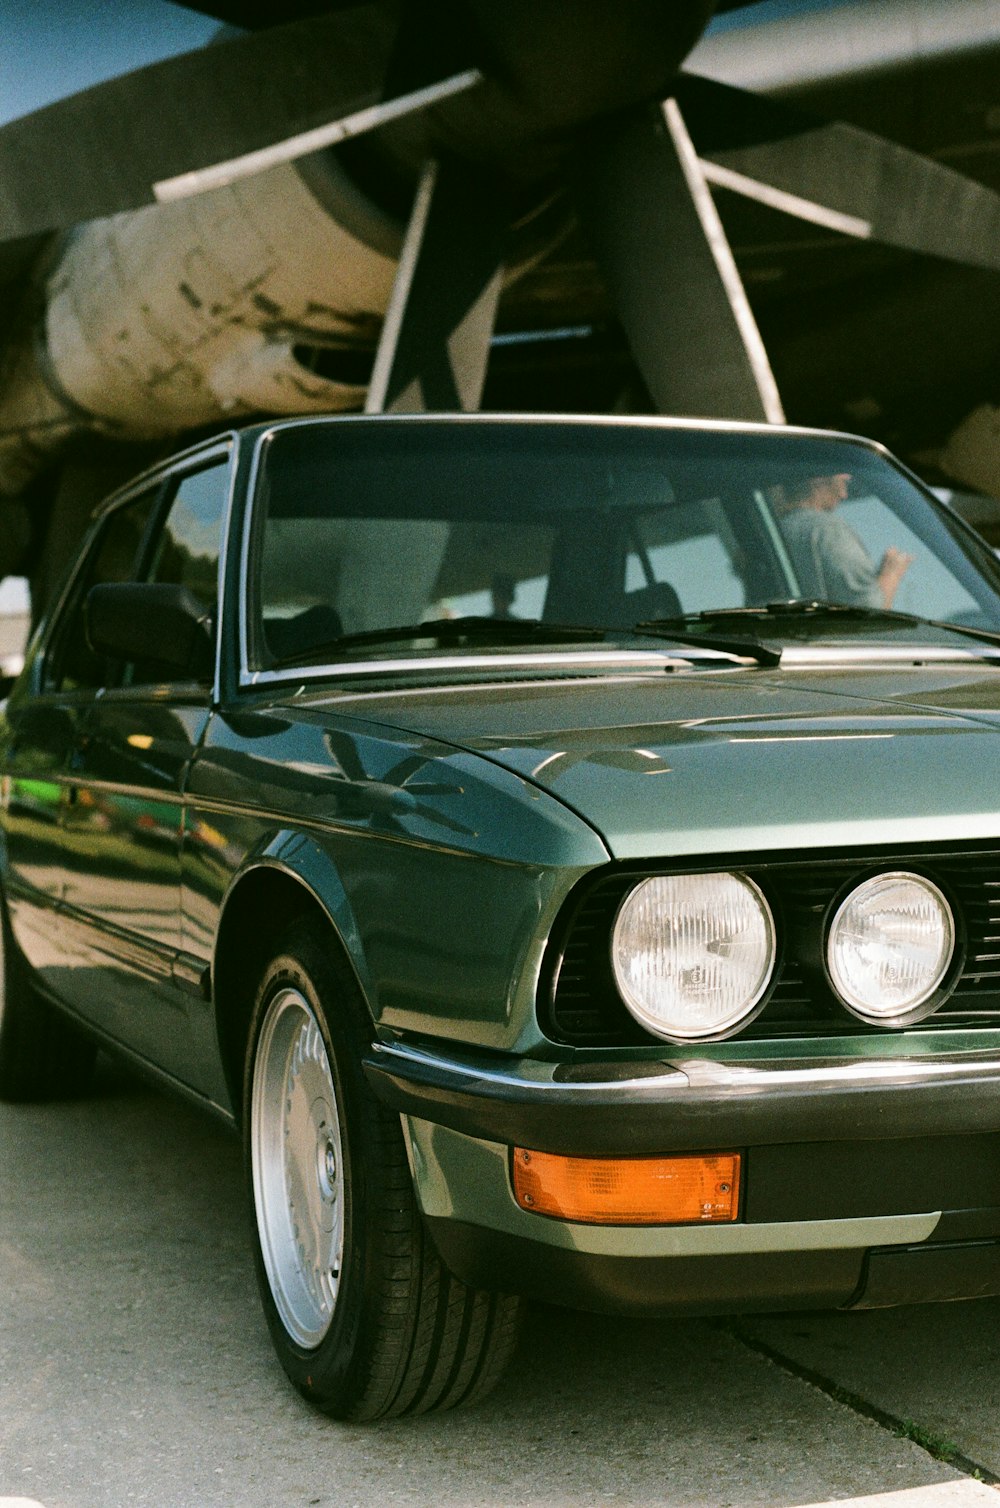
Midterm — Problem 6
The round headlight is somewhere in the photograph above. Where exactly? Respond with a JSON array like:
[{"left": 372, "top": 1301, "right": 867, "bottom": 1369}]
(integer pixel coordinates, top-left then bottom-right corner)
[
  {"left": 827, "top": 871, "right": 955, "bottom": 1024},
  {"left": 611, "top": 872, "right": 776, "bottom": 1042}
]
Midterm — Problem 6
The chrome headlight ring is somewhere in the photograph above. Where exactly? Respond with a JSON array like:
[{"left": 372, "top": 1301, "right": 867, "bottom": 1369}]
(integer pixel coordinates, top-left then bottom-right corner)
[
  {"left": 611, "top": 871, "right": 777, "bottom": 1043},
  {"left": 826, "top": 870, "right": 956, "bottom": 1027}
]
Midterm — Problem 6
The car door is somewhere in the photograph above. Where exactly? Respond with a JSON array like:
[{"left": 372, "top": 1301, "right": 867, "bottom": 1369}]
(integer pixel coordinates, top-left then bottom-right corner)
[
  {"left": 56, "top": 448, "right": 231, "bottom": 1090},
  {"left": 3, "top": 481, "right": 164, "bottom": 1001}
]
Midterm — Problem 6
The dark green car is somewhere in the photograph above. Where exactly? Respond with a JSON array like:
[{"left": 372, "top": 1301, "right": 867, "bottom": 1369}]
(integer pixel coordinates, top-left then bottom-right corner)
[{"left": 5, "top": 413, "right": 1000, "bottom": 1420}]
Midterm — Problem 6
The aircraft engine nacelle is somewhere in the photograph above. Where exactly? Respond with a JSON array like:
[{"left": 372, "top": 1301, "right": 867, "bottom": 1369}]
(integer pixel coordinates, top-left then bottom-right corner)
[
  {"left": 0, "top": 153, "right": 400, "bottom": 496},
  {"left": 0, "top": 142, "right": 564, "bottom": 500}
]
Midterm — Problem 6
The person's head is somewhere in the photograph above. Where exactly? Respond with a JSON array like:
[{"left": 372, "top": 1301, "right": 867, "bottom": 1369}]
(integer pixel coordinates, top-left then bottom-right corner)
[{"left": 790, "top": 472, "right": 852, "bottom": 512}]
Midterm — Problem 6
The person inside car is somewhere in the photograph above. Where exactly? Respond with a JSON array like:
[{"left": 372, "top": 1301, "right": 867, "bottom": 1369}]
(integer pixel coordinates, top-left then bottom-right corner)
[{"left": 780, "top": 471, "right": 914, "bottom": 608}]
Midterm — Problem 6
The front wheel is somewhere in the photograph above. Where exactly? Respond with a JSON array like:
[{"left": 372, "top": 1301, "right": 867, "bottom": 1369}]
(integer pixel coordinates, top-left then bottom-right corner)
[{"left": 244, "top": 924, "right": 521, "bottom": 1420}]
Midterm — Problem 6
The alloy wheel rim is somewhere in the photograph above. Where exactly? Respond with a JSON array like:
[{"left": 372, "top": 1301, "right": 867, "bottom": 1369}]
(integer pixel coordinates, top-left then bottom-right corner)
[{"left": 251, "top": 986, "right": 345, "bottom": 1349}]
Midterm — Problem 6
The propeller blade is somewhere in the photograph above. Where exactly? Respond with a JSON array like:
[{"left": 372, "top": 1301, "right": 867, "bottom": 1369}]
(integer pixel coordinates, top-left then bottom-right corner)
[
  {"left": 575, "top": 100, "right": 783, "bottom": 423},
  {"left": 153, "top": 69, "right": 482, "bottom": 203},
  {"left": 0, "top": 6, "right": 477, "bottom": 241},
  {"left": 366, "top": 157, "right": 509, "bottom": 412},
  {"left": 678, "top": 74, "right": 1000, "bottom": 275}
]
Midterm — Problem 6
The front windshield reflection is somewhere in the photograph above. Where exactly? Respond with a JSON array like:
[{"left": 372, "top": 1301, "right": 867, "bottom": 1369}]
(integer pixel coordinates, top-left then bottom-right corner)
[{"left": 250, "top": 422, "right": 1000, "bottom": 669}]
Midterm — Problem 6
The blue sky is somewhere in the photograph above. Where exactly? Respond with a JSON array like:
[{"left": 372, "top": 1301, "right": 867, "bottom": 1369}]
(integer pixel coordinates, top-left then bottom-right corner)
[{"left": 1, "top": 0, "right": 220, "bottom": 125}]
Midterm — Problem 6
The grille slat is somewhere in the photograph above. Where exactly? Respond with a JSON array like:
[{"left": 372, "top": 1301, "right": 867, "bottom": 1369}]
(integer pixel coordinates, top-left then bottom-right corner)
[{"left": 543, "top": 842, "right": 1000, "bottom": 1047}]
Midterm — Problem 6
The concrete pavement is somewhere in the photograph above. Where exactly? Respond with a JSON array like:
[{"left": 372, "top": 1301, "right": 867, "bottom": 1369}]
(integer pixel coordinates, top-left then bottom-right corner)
[{"left": 1, "top": 1058, "right": 998, "bottom": 1508}]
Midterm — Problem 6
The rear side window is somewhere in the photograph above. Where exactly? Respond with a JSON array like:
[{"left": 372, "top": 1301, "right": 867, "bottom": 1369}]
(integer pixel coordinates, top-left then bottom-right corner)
[
  {"left": 43, "top": 458, "right": 229, "bottom": 695},
  {"left": 126, "top": 464, "right": 227, "bottom": 688},
  {"left": 146, "top": 465, "right": 225, "bottom": 611}
]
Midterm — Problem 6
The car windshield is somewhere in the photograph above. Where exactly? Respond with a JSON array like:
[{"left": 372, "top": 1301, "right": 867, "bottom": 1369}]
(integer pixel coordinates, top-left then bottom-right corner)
[{"left": 248, "top": 419, "right": 1000, "bottom": 669}]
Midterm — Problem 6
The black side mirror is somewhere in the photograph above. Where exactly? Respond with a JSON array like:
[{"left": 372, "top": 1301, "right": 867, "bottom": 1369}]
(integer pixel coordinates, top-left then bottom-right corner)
[{"left": 85, "top": 582, "right": 215, "bottom": 680}]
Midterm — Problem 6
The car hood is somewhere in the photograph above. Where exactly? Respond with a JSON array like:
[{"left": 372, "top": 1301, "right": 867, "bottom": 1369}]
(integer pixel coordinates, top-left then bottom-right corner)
[{"left": 299, "top": 662, "right": 1000, "bottom": 859}]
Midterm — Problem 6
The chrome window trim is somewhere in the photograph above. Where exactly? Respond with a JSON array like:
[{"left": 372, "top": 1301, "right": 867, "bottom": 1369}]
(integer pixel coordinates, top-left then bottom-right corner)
[
  {"left": 86, "top": 433, "right": 235, "bottom": 525},
  {"left": 238, "top": 426, "right": 273, "bottom": 682},
  {"left": 235, "top": 407, "right": 893, "bottom": 450},
  {"left": 240, "top": 648, "right": 726, "bottom": 689},
  {"left": 207, "top": 438, "right": 239, "bottom": 706},
  {"left": 781, "top": 644, "right": 1000, "bottom": 666}
]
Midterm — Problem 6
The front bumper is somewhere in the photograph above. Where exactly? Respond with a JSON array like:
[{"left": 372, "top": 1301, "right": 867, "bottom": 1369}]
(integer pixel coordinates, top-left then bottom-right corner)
[
  {"left": 364, "top": 1041, "right": 1000, "bottom": 1314},
  {"left": 364, "top": 1041, "right": 1000, "bottom": 1154}
]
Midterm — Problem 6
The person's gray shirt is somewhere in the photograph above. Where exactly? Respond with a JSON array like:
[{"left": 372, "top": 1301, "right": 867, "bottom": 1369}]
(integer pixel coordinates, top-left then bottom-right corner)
[{"left": 781, "top": 507, "right": 882, "bottom": 607}]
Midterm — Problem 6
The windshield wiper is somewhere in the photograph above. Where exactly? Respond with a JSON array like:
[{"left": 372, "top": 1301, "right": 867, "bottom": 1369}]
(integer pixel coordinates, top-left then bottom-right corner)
[
  {"left": 770, "top": 600, "right": 1000, "bottom": 650},
  {"left": 274, "top": 616, "right": 609, "bottom": 665},
  {"left": 283, "top": 613, "right": 785, "bottom": 669},
  {"left": 277, "top": 599, "right": 1000, "bottom": 672},
  {"left": 666, "top": 600, "right": 924, "bottom": 626},
  {"left": 631, "top": 619, "right": 782, "bottom": 667},
  {"left": 647, "top": 600, "right": 1000, "bottom": 654}
]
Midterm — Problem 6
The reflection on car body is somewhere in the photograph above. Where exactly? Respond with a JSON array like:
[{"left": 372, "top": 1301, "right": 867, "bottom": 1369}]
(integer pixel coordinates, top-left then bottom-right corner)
[{"left": 4, "top": 414, "right": 1000, "bottom": 1420}]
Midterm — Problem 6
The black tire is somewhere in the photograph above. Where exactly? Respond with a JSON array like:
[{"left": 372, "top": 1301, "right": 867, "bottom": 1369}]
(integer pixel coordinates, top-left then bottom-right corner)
[
  {"left": 243, "top": 922, "right": 522, "bottom": 1421},
  {"left": 0, "top": 897, "right": 97, "bottom": 1101}
]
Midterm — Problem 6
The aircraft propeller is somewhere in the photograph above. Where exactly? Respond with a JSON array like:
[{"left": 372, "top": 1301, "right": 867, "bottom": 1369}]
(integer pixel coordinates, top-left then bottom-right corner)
[{"left": 1, "top": 0, "right": 1000, "bottom": 437}]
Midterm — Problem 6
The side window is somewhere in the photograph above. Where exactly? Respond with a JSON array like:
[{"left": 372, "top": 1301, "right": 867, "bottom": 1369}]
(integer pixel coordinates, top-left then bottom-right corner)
[
  {"left": 146, "top": 464, "right": 226, "bottom": 608},
  {"left": 126, "top": 461, "right": 228, "bottom": 689},
  {"left": 43, "top": 488, "right": 160, "bottom": 694}
]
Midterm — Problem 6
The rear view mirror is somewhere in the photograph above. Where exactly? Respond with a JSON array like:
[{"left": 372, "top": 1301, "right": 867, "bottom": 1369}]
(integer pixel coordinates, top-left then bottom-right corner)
[{"left": 85, "top": 582, "right": 214, "bottom": 680}]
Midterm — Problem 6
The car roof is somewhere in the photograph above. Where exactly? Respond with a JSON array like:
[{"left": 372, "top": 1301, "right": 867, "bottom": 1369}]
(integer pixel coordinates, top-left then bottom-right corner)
[{"left": 87, "top": 409, "right": 894, "bottom": 523}]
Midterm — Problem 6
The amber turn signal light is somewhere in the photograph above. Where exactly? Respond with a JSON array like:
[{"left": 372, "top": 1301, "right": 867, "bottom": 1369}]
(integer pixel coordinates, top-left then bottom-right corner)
[{"left": 512, "top": 1148, "right": 741, "bottom": 1225}]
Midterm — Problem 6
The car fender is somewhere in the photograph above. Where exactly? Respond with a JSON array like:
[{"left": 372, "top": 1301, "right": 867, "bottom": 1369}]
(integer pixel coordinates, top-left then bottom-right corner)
[{"left": 217, "top": 827, "right": 373, "bottom": 1002}]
